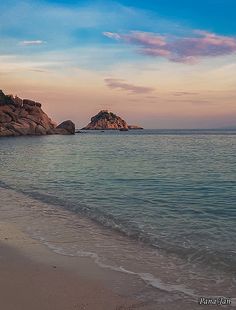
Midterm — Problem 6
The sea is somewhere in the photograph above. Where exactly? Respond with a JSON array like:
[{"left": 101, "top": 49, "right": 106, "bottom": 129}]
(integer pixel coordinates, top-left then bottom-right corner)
[{"left": 0, "top": 129, "right": 235, "bottom": 307}]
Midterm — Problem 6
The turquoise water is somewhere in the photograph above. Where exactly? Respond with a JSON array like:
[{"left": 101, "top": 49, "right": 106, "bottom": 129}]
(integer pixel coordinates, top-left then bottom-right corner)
[{"left": 0, "top": 130, "right": 236, "bottom": 301}]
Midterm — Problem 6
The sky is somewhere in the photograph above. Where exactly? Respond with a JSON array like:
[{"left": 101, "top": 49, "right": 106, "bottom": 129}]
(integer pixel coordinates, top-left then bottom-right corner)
[{"left": 0, "top": 0, "right": 236, "bottom": 128}]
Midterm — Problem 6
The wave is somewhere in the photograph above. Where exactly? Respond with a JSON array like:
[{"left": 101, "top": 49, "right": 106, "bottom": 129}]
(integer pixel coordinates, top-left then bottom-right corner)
[
  {"left": 0, "top": 180, "right": 235, "bottom": 274},
  {"left": 33, "top": 235, "right": 197, "bottom": 299}
]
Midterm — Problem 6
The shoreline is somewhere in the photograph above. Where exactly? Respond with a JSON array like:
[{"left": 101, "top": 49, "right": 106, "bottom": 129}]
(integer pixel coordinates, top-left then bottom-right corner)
[
  {"left": 0, "top": 222, "right": 151, "bottom": 310},
  {"left": 0, "top": 186, "right": 234, "bottom": 309},
  {"left": 0, "top": 222, "right": 208, "bottom": 310}
]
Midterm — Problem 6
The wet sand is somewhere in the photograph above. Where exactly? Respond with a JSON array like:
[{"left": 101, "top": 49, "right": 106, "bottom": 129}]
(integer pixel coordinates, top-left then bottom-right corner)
[
  {"left": 0, "top": 222, "right": 154, "bottom": 310},
  {"left": 1, "top": 221, "right": 233, "bottom": 310}
]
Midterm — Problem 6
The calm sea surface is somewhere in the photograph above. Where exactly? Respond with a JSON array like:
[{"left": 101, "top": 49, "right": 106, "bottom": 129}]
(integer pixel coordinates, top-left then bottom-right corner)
[{"left": 0, "top": 129, "right": 236, "bottom": 303}]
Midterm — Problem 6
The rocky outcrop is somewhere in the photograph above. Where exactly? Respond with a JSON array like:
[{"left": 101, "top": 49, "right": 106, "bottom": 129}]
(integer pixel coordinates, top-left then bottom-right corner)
[
  {"left": 82, "top": 110, "right": 128, "bottom": 130},
  {"left": 82, "top": 110, "right": 143, "bottom": 130},
  {"left": 0, "top": 90, "right": 75, "bottom": 137}
]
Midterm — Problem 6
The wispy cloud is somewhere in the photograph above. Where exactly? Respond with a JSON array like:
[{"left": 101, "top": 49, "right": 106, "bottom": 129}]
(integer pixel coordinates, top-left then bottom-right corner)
[
  {"left": 104, "top": 78, "right": 155, "bottom": 94},
  {"left": 0, "top": 54, "right": 60, "bottom": 74},
  {"left": 103, "top": 31, "right": 236, "bottom": 64},
  {"left": 172, "top": 91, "right": 198, "bottom": 96},
  {"left": 20, "top": 40, "right": 46, "bottom": 46}
]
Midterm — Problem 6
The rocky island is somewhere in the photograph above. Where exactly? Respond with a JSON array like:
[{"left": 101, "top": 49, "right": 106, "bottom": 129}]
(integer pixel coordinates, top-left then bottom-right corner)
[
  {"left": 0, "top": 90, "right": 75, "bottom": 137},
  {"left": 82, "top": 110, "right": 143, "bottom": 130}
]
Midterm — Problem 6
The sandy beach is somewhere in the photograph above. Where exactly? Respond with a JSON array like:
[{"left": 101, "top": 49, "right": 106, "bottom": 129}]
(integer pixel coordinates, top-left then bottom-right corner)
[
  {"left": 0, "top": 222, "right": 154, "bottom": 310},
  {"left": 0, "top": 221, "right": 221, "bottom": 310}
]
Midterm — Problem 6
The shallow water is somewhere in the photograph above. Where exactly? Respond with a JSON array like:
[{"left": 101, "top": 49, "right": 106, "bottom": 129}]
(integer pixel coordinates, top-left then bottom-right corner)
[{"left": 0, "top": 130, "right": 236, "bottom": 305}]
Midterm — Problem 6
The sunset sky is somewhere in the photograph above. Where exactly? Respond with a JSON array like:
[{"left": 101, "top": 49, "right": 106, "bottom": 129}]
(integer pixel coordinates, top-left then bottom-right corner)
[{"left": 0, "top": 0, "right": 236, "bottom": 128}]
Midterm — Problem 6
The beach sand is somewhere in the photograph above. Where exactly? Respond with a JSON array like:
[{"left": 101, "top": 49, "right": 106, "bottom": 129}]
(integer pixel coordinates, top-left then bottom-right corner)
[{"left": 0, "top": 222, "right": 156, "bottom": 310}]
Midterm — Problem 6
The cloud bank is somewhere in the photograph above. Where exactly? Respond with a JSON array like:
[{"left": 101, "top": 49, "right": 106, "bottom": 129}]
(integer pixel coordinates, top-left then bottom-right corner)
[
  {"left": 104, "top": 78, "right": 155, "bottom": 94},
  {"left": 103, "top": 31, "right": 236, "bottom": 64}
]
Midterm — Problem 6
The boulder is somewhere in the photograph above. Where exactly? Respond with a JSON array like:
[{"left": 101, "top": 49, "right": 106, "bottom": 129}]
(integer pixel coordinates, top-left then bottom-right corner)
[
  {"left": 55, "top": 120, "right": 75, "bottom": 135},
  {"left": 0, "top": 113, "right": 12, "bottom": 123},
  {"left": 35, "top": 125, "right": 47, "bottom": 135},
  {"left": 0, "top": 90, "right": 8, "bottom": 106},
  {"left": 23, "top": 99, "right": 37, "bottom": 107}
]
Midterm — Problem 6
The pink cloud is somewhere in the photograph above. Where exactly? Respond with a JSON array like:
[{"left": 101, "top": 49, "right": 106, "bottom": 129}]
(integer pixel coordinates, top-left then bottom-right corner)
[
  {"left": 103, "top": 31, "right": 236, "bottom": 64},
  {"left": 104, "top": 78, "right": 155, "bottom": 94}
]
